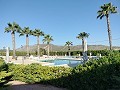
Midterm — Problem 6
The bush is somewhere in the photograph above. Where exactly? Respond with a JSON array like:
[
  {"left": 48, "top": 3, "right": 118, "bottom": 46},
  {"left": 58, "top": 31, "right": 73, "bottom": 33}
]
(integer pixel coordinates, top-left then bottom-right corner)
[
  {"left": 8, "top": 63, "right": 26, "bottom": 81},
  {"left": 0, "top": 58, "right": 12, "bottom": 86},
  {"left": 7, "top": 51, "right": 120, "bottom": 90},
  {"left": 68, "top": 51, "right": 120, "bottom": 90},
  {"left": 8, "top": 63, "right": 72, "bottom": 84},
  {"left": 0, "top": 58, "right": 8, "bottom": 71}
]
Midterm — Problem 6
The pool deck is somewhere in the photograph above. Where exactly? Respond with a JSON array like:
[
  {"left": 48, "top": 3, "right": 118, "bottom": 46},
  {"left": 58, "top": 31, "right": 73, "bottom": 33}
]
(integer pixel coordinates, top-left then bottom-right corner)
[
  {"left": 1, "top": 55, "right": 98, "bottom": 67},
  {"left": 1, "top": 56, "right": 72, "bottom": 67}
]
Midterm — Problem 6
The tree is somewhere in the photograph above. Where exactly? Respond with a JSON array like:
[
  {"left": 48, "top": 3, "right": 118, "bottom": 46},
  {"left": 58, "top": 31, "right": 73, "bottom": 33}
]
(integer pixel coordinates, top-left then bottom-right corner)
[
  {"left": 76, "top": 32, "right": 89, "bottom": 52},
  {"left": 5, "top": 22, "right": 21, "bottom": 59},
  {"left": 97, "top": 3, "right": 117, "bottom": 50},
  {"left": 42, "top": 34, "right": 53, "bottom": 57},
  {"left": 19, "top": 27, "right": 32, "bottom": 57},
  {"left": 32, "top": 29, "right": 44, "bottom": 58},
  {"left": 65, "top": 41, "right": 73, "bottom": 56}
]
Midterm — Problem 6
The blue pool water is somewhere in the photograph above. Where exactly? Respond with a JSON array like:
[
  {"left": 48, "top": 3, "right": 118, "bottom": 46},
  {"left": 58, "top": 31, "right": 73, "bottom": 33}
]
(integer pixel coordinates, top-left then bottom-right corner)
[{"left": 41, "top": 59, "right": 83, "bottom": 67}]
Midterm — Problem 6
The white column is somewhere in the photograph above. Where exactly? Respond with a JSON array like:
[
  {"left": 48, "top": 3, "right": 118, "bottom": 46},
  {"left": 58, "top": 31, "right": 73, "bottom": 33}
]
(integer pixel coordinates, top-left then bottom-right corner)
[
  {"left": 99, "top": 54, "right": 101, "bottom": 58},
  {"left": 90, "top": 52, "right": 92, "bottom": 58},
  {"left": 83, "top": 40, "right": 88, "bottom": 61},
  {"left": 6, "top": 47, "right": 9, "bottom": 63},
  {"left": 84, "top": 40, "right": 87, "bottom": 52}
]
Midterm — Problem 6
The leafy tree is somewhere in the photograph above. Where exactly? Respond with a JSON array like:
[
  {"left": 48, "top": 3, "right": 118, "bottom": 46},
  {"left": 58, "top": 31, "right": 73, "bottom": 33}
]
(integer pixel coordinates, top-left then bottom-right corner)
[
  {"left": 43, "top": 34, "right": 53, "bottom": 56},
  {"left": 97, "top": 3, "right": 117, "bottom": 50},
  {"left": 5, "top": 22, "right": 21, "bottom": 59},
  {"left": 65, "top": 41, "right": 73, "bottom": 56},
  {"left": 32, "top": 29, "right": 44, "bottom": 58},
  {"left": 19, "top": 27, "right": 32, "bottom": 57}
]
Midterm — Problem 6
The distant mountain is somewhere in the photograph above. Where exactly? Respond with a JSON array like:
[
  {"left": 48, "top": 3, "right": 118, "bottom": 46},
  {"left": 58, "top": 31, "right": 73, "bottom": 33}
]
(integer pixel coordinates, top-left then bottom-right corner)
[{"left": 16, "top": 44, "right": 120, "bottom": 52}]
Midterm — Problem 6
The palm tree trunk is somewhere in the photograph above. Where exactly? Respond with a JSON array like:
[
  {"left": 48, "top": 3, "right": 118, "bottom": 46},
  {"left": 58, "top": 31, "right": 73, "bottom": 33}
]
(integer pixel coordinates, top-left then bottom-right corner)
[
  {"left": 26, "top": 34, "right": 29, "bottom": 57},
  {"left": 11, "top": 32, "right": 16, "bottom": 59},
  {"left": 82, "top": 38, "right": 85, "bottom": 52},
  {"left": 82, "top": 38, "right": 88, "bottom": 61},
  {"left": 47, "top": 44, "right": 49, "bottom": 57},
  {"left": 37, "top": 36, "right": 40, "bottom": 58},
  {"left": 106, "top": 15, "right": 112, "bottom": 50},
  {"left": 68, "top": 52, "right": 70, "bottom": 56},
  {"left": 68, "top": 46, "right": 70, "bottom": 56}
]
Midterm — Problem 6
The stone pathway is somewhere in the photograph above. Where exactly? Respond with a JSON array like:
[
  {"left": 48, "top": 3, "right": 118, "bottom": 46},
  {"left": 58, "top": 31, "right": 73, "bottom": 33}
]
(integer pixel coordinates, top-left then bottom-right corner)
[{"left": 6, "top": 81, "right": 67, "bottom": 90}]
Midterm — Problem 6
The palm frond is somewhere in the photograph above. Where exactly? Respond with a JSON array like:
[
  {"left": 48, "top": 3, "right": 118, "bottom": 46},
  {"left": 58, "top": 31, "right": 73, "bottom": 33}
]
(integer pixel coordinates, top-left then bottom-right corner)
[
  {"left": 19, "top": 33, "right": 24, "bottom": 37},
  {"left": 100, "top": 15, "right": 105, "bottom": 19},
  {"left": 5, "top": 22, "right": 21, "bottom": 33},
  {"left": 43, "top": 34, "right": 53, "bottom": 44},
  {"left": 4, "top": 27, "right": 11, "bottom": 33},
  {"left": 65, "top": 41, "right": 73, "bottom": 46},
  {"left": 8, "top": 23, "right": 12, "bottom": 27},
  {"left": 97, "top": 2, "right": 117, "bottom": 19},
  {"left": 32, "top": 29, "right": 44, "bottom": 37},
  {"left": 77, "top": 32, "right": 89, "bottom": 39},
  {"left": 97, "top": 14, "right": 103, "bottom": 19}
]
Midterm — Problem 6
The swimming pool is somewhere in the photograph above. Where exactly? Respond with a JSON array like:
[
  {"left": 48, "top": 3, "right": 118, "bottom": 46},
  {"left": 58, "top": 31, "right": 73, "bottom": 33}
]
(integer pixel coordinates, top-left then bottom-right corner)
[{"left": 41, "top": 59, "right": 83, "bottom": 67}]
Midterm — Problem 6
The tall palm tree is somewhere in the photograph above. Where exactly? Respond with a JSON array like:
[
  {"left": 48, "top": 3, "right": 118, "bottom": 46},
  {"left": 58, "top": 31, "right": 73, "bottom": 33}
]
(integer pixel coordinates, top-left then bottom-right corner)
[
  {"left": 76, "top": 32, "right": 89, "bottom": 52},
  {"left": 5, "top": 22, "right": 21, "bottom": 59},
  {"left": 32, "top": 29, "right": 44, "bottom": 58},
  {"left": 19, "top": 27, "right": 32, "bottom": 57},
  {"left": 42, "top": 34, "right": 53, "bottom": 57},
  {"left": 97, "top": 3, "right": 117, "bottom": 50},
  {"left": 77, "top": 32, "right": 89, "bottom": 61},
  {"left": 65, "top": 41, "right": 73, "bottom": 56}
]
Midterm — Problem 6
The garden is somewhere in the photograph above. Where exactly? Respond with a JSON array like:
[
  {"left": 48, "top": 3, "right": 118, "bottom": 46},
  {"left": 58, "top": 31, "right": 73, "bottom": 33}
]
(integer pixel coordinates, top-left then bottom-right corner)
[{"left": 0, "top": 51, "right": 120, "bottom": 90}]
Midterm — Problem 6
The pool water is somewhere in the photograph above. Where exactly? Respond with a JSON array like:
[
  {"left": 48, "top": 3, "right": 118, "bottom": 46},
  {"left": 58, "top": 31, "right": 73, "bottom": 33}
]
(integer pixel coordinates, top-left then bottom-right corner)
[{"left": 41, "top": 59, "right": 83, "bottom": 67}]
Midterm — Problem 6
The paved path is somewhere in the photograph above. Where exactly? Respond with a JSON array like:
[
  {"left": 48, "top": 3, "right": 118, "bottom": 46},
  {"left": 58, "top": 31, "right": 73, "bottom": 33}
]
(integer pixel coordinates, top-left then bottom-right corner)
[{"left": 6, "top": 81, "right": 67, "bottom": 90}]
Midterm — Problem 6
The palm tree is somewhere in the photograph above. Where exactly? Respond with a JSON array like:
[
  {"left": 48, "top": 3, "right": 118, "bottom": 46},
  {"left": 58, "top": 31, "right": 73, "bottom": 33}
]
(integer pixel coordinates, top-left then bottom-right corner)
[
  {"left": 97, "top": 3, "right": 117, "bottom": 50},
  {"left": 5, "top": 22, "right": 21, "bottom": 59},
  {"left": 76, "top": 32, "right": 89, "bottom": 52},
  {"left": 42, "top": 34, "right": 53, "bottom": 57},
  {"left": 19, "top": 27, "right": 32, "bottom": 57},
  {"left": 32, "top": 29, "right": 44, "bottom": 58},
  {"left": 65, "top": 41, "right": 73, "bottom": 56}
]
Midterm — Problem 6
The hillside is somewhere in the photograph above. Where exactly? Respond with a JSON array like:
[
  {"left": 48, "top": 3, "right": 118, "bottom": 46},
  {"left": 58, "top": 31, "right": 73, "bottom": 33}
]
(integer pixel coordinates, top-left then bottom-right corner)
[{"left": 16, "top": 44, "right": 120, "bottom": 52}]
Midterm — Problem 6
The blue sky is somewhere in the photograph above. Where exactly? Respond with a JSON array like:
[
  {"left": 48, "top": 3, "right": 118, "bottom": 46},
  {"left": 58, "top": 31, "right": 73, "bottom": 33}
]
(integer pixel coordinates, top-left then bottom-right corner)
[{"left": 0, "top": 0, "right": 120, "bottom": 49}]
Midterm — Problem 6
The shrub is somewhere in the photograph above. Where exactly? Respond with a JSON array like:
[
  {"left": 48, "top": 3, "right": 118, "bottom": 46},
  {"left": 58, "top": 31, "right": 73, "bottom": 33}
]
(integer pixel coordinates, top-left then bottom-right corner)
[
  {"left": 68, "top": 51, "right": 120, "bottom": 90},
  {"left": 8, "top": 63, "right": 26, "bottom": 81},
  {"left": 0, "top": 58, "right": 12, "bottom": 86},
  {"left": 8, "top": 63, "right": 72, "bottom": 84},
  {"left": 7, "top": 51, "right": 120, "bottom": 90},
  {"left": 0, "top": 58, "right": 7, "bottom": 71}
]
